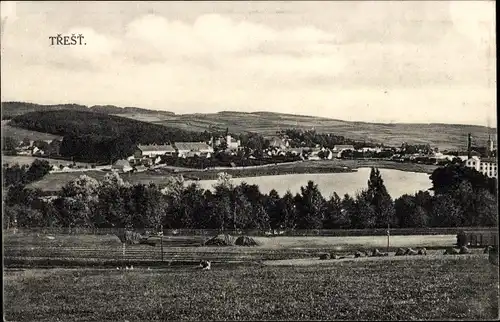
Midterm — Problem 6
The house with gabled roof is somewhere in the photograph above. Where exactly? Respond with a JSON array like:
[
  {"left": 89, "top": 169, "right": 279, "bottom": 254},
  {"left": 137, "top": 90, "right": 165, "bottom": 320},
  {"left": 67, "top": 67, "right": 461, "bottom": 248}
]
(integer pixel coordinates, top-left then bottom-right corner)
[
  {"left": 175, "top": 142, "right": 214, "bottom": 158},
  {"left": 135, "top": 144, "right": 176, "bottom": 158}
]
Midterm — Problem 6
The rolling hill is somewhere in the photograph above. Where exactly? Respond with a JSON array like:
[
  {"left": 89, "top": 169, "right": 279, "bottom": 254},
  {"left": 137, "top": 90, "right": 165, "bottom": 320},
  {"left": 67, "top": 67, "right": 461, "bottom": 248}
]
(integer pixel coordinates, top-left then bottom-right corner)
[
  {"left": 147, "top": 111, "right": 496, "bottom": 151},
  {"left": 1, "top": 101, "right": 496, "bottom": 151},
  {"left": 1, "top": 101, "right": 175, "bottom": 119}
]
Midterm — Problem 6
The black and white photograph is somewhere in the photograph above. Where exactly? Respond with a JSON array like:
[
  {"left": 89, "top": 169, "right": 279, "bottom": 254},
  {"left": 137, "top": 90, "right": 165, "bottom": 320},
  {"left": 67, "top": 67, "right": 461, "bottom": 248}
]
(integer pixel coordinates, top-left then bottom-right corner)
[{"left": 1, "top": 1, "right": 498, "bottom": 320}]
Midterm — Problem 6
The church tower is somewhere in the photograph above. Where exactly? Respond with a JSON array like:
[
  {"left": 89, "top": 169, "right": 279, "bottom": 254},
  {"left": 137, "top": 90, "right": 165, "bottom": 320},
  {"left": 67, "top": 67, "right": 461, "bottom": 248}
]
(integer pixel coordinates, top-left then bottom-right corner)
[{"left": 486, "top": 135, "right": 494, "bottom": 157}]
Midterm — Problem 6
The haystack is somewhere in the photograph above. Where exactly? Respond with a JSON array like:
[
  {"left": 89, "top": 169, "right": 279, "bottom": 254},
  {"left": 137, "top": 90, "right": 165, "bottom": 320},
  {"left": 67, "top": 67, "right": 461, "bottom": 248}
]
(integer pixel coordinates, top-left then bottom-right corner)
[
  {"left": 459, "top": 246, "right": 471, "bottom": 254},
  {"left": 444, "top": 247, "right": 459, "bottom": 255},
  {"left": 404, "top": 248, "right": 418, "bottom": 256},
  {"left": 395, "top": 248, "right": 406, "bottom": 256},
  {"left": 204, "top": 234, "right": 235, "bottom": 246},
  {"left": 354, "top": 251, "right": 365, "bottom": 258},
  {"left": 115, "top": 230, "right": 143, "bottom": 245},
  {"left": 329, "top": 253, "right": 340, "bottom": 260},
  {"left": 235, "top": 236, "right": 259, "bottom": 246},
  {"left": 319, "top": 253, "right": 331, "bottom": 260}
]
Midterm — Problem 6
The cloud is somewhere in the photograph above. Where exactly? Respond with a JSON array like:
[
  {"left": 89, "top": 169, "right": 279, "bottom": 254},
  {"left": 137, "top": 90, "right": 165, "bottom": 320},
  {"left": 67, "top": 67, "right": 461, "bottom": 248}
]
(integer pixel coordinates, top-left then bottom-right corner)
[{"left": 0, "top": 4, "right": 496, "bottom": 126}]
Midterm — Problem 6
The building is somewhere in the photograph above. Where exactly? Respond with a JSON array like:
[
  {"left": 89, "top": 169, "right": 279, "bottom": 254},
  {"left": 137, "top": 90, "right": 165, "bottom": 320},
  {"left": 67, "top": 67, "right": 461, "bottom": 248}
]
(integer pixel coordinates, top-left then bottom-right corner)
[
  {"left": 333, "top": 145, "right": 355, "bottom": 152},
  {"left": 226, "top": 135, "right": 241, "bottom": 150},
  {"left": 361, "top": 147, "right": 382, "bottom": 153},
  {"left": 112, "top": 159, "right": 133, "bottom": 173},
  {"left": 333, "top": 145, "right": 355, "bottom": 158},
  {"left": 134, "top": 144, "right": 176, "bottom": 158},
  {"left": 465, "top": 156, "right": 497, "bottom": 178},
  {"left": 175, "top": 142, "right": 214, "bottom": 158},
  {"left": 269, "top": 137, "right": 289, "bottom": 150},
  {"left": 486, "top": 135, "right": 495, "bottom": 157}
]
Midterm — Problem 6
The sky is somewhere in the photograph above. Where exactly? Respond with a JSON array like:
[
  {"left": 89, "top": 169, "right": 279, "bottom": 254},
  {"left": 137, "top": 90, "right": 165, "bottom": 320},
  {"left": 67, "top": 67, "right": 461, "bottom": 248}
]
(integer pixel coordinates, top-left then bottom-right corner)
[{"left": 0, "top": 1, "right": 496, "bottom": 126}]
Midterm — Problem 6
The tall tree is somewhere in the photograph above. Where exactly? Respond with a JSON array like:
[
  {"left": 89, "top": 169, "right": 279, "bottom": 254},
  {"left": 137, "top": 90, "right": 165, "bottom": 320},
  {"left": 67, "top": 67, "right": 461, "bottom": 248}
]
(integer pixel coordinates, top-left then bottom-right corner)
[
  {"left": 58, "top": 175, "right": 101, "bottom": 227},
  {"left": 350, "top": 190, "right": 377, "bottom": 229},
  {"left": 394, "top": 194, "right": 429, "bottom": 228},
  {"left": 323, "top": 192, "right": 347, "bottom": 229},
  {"left": 430, "top": 194, "right": 462, "bottom": 227},
  {"left": 266, "top": 189, "right": 282, "bottom": 230},
  {"left": 366, "top": 167, "right": 396, "bottom": 228},
  {"left": 295, "top": 181, "right": 327, "bottom": 229},
  {"left": 25, "top": 159, "right": 52, "bottom": 183}
]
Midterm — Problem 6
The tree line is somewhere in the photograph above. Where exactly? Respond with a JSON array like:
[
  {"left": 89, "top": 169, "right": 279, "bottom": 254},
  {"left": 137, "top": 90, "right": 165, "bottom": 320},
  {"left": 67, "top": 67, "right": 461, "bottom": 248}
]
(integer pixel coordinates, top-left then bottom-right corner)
[
  {"left": 3, "top": 165, "right": 497, "bottom": 230},
  {"left": 3, "top": 159, "right": 52, "bottom": 187}
]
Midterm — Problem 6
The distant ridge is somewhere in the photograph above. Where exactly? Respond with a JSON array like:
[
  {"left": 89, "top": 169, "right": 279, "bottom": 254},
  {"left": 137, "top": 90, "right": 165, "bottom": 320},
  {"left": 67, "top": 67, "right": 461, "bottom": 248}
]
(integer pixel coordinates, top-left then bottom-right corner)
[
  {"left": 1, "top": 101, "right": 176, "bottom": 119},
  {"left": 1, "top": 101, "right": 495, "bottom": 150}
]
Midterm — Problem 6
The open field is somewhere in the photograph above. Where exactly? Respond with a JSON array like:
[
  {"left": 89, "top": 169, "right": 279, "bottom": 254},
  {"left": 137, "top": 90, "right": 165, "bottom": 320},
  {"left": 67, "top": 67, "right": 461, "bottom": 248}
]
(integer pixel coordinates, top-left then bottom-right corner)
[
  {"left": 130, "top": 111, "right": 495, "bottom": 151},
  {"left": 2, "top": 155, "right": 92, "bottom": 167},
  {"left": 1, "top": 120, "right": 62, "bottom": 141},
  {"left": 3, "top": 231, "right": 466, "bottom": 269},
  {"left": 4, "top": 256, "right": 499, "bottom": 321}
]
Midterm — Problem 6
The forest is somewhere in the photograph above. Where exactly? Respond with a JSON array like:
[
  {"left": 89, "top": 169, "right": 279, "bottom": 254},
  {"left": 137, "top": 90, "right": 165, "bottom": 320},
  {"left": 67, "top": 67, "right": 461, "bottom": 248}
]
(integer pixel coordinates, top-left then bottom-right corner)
[{"left": 9, "top": 110, "right": 212, "bottom": 163}]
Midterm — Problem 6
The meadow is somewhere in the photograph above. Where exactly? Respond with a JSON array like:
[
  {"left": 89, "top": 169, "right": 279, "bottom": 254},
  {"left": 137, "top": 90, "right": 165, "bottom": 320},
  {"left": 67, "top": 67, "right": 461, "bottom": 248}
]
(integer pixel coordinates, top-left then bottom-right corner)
[
  {"left": 4, "top": 256, "right": 499, "bottom": 321},
  {"left": 2, "top": 230, "right": 465, "bottom": 269},
  {"left": 138, "top": 111, "right": 494, "bottom": 151},
  {"left": 2, "top": 155, "right": 91, "bottom": 167}
]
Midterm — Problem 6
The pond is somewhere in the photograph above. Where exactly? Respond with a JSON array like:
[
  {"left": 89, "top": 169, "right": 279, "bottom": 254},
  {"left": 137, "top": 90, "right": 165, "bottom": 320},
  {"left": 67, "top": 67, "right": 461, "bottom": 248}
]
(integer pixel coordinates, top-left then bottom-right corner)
[{"left": 190, "top": 168, "right": 433, "bottom": 199}]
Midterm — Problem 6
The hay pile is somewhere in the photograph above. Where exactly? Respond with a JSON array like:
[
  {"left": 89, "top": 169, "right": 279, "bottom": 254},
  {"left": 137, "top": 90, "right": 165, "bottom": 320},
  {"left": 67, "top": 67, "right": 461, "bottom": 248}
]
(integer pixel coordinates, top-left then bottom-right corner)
[
  {"left": 330, "top": 253, "right": 340, "bottom": 260},
  {"left": 444, "top": 247, "right": 459, "bottom": 255},
  {"left": 404, "top": 248, "right": 418, "bottom": 256},
  {"left": 395, "top": 248, "right": 406, "bottom": 256},
  {"left": 459, "top": 246, "right": 470, "bottom": 254},
  {"left": 354, "top": 250, "right": 368, "bottom": 258},
  {"left": 319, "top": 253, "right": 331, "bottom": 260},
  {"left": 115, "top": 230, "right": 157, "bottom": 246},
  {"left": 235, "top": 236, "right": 259, "bottom": 246},
  {"left": 204, "top": 234, "right": 235, "bottom": 246},
  {"left": 115, "top": 230, "right": 143, "bottom": 245}
]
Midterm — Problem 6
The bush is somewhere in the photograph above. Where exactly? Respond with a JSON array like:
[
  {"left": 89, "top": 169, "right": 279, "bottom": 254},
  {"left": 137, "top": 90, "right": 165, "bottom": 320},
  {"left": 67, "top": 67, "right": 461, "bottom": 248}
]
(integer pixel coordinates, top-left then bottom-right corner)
[{"left": 456, "top": 230, "right": 468, "bottom": 247}]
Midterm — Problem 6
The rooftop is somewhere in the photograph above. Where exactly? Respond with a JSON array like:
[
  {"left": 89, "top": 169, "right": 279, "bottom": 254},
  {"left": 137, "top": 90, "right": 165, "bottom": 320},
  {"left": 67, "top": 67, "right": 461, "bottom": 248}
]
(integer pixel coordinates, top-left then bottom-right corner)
[
  {"left": 137, "top": 144, "right": 175, "bottom": 152},
  {"left": 175, "top": 142, "right": 214, "bottom": 151}
]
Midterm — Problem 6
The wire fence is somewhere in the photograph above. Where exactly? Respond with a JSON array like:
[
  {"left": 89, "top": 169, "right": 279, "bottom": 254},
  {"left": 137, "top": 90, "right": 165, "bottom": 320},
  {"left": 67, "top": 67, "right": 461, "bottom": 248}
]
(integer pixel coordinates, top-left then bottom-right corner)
[{"left": 4, "top": 226, "right": 498, "bottom": 237}]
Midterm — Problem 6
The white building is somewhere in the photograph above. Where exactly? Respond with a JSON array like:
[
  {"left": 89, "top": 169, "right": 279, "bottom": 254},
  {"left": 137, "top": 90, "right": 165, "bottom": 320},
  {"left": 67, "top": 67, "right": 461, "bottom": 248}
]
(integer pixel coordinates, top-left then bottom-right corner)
[
  {"left": 226, "top": 135, "right": 241, "bottom": 150},
  {"left": 135, "top": 144, "right": 176, "bottom": 158},
  {"left": 333, "top": 145, "right": 355, "bottom": 158},
  {"left": 112, "top": 159, "right": 133, "bottom": 173},
  {"left": 465, "top": 156, "right": 497, "bottom": 178},
  {"left": 175, "top": 142, "right": 214, "bottom": 158}
]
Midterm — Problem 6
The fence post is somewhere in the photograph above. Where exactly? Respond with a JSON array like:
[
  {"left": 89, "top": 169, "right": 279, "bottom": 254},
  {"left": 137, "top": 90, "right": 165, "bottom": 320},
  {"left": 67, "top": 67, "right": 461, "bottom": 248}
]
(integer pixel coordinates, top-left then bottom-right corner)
[
  {"left": 387, "top": 223, "right": 390, "bottom": 253},
  {"left": 160, "top": 225, "right": 164, "bottom": 262},
  {"left": 122, "top": 243, "right": 126, "bottom": 267}
]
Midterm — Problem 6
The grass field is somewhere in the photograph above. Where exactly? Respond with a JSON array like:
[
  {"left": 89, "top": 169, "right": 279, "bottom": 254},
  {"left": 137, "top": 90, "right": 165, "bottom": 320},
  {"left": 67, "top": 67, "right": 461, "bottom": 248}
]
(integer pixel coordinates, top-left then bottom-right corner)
[
  {"left": 3, "top": 232, "right": 463, "bottom": 269},
  {"left": 4, "top": 256, "right": 499, "bottom": 321},
  {"left": 129, "top": 111, "right": 495, "bottom": 151},
  {"left": 2, "top": 155, "right": 91, "bottom": 167}
]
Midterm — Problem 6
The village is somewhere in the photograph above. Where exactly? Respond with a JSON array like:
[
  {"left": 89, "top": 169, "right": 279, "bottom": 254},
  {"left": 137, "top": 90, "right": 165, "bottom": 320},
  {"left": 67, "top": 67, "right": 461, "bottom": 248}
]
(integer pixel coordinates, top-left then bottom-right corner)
[{"left": 5, "top": 131, "right": 498, "bottom": 179}]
